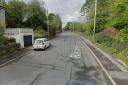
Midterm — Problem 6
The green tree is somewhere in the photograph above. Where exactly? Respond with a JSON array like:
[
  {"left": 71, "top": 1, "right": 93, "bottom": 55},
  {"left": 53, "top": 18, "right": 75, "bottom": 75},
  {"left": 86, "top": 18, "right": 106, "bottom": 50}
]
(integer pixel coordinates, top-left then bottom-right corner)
[
  {"left": 24, "top": 0, "right": 47, "bottom": 30},
  {"left": 111, "top": 0, "right": 128, "bottom": 30},
  {"left": 81, "top": 0, "right": 113, "bottom": 33},
  {"left": 4, "top": 0, "right": 62, "bottom": 38},
  {"left": 48, "top": 13, "right": 62, "bottom": 37},
  {"left": 0, "top": 0, "right": 5, "bottom": 8},
  {"left": 5, "top": 0, "right": 27, "bottom": 27},
  {"left": 80, "top": 0, "right": 128, "bottom": 64},
  {"left": 64, "top": 22, "right": 71, "bottom": 31},
  {"left": 56, "top": 14, "right": 62, "bottom": 32},
  {"left": 5, "top": 0, "right": 47, "bottom": 30}
]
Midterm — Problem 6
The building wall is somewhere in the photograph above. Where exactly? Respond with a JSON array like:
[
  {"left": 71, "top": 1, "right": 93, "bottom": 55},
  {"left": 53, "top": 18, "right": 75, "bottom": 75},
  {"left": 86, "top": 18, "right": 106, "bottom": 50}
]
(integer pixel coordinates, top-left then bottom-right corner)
[
  {"left": 5, "top": 33, "right": 34, "bottom": 48},
  {"left": 5, "top": 34, "right": 24, "bottom": 48}
]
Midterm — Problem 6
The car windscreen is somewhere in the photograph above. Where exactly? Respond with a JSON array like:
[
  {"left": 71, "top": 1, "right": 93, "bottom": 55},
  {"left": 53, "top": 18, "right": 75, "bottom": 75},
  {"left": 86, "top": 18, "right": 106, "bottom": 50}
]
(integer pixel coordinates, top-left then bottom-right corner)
[{"left": 35, "top": 40, "right": 43, "bottom": 44}]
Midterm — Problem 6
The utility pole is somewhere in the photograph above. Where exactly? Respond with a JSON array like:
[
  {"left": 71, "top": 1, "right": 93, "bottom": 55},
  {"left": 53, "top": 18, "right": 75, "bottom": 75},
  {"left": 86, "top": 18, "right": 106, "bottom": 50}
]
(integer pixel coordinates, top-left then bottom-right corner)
[
  {"left": 41, "top": 0, "right": 50, "bottom": 39},
  {"left": 46, "top": 10, "right": 50, "bottom": 39},
  {"left": 93, "top": 0, "right": 97, "bottom": 40},
  {"left": 73, "top": 23, "right": 74, "bottom": 32}
]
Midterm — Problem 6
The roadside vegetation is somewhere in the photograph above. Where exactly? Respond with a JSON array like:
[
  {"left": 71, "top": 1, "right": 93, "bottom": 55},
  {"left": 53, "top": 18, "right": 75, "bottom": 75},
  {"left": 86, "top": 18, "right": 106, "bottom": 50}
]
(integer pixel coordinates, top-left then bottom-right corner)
[
  {"left": 0, "top": 0, "right": 62, "bottom": 57},
  {"left": 4, "top": 0, "right": 62, "bottom": 38},
  {"left": 65, "top": 0, "right": 128, "bottom": 64},
  {"left": 0, "top": 24, "right": 19, "bottom": 57}
]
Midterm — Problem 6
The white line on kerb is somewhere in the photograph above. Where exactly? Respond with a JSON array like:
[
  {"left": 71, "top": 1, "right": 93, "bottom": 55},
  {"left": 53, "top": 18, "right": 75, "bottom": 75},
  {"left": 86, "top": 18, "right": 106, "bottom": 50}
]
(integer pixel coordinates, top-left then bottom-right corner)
[{"left": 80, "top": 37, "right": 117, "bottom": 85}]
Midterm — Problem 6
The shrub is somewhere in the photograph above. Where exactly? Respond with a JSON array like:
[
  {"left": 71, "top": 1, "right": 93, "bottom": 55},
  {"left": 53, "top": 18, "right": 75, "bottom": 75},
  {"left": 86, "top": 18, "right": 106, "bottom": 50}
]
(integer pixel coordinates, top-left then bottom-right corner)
[
  {"left": 84, "top": 22, "right": 93, "bottom": 34},
  {"left": 96, "top": 31, "right": 113, "bottom": 45},
  {"left": 8, "top": 37, "right": 16, "bottom": 42},
  {"left": 34, "top": 29, "right": 47, "bottom": 39},
  {"left": 0, "top": 37, "right": 15, "bottom": 45},
  {"left": 114, "top": 28, "right": 128, "bottom": 42},
  {"left": 0, "top": 24, "right": 4, "bottom": 36},
  {"left": 0, "top": 36, "right": 19, "bottom": 57}
]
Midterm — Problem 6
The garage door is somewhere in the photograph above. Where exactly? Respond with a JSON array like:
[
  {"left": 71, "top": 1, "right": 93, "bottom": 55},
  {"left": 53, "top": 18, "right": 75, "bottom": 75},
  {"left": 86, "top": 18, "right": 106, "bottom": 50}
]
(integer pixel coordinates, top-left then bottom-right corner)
[{"left": 24, "top": 35, "right": 32, "bottom": 47}]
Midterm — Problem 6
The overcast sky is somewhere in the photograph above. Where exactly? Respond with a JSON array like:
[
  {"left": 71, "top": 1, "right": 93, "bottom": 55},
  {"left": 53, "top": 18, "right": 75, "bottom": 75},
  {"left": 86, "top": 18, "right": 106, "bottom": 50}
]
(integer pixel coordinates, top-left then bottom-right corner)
[
  {"left": 44, "top": 0, "right": 85, "bottom": 26},
  {"left": 22, "top": 0, "right": 85, "bottom": 26}
]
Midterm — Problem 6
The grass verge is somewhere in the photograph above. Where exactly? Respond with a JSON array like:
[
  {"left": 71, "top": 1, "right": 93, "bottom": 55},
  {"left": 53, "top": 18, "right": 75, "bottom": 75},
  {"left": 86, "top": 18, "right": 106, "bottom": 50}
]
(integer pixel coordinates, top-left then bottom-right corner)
[{"left": 77, "top": 32, "right": 128, "bottom": 65}]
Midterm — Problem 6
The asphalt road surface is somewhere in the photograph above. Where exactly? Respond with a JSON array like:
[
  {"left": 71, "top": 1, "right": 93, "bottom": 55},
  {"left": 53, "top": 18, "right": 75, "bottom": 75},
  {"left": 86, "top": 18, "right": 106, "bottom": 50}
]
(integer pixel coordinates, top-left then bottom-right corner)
[{"left": 0, "top": 32, "right": 111, "bottom": 85}]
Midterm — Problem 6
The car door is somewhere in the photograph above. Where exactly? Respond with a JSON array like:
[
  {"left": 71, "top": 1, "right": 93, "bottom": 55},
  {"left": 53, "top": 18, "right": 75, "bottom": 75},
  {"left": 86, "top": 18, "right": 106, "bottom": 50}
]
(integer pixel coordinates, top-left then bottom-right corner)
[
  {"left": 44, "top": 39, "right": 49, "bottom": 47},
  {"left": 47, "top": 39, "right": 51, "bottom": 46}
]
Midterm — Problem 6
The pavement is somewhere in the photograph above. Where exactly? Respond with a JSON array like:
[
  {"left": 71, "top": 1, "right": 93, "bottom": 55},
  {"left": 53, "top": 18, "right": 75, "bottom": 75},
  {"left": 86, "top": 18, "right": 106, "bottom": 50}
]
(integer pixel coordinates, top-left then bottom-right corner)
[
  {"left": 0, "top": 48, "right": 31, "bottom": 68},
  {"left": 0, "top": 32, "right": 127, "bottom": 85}
]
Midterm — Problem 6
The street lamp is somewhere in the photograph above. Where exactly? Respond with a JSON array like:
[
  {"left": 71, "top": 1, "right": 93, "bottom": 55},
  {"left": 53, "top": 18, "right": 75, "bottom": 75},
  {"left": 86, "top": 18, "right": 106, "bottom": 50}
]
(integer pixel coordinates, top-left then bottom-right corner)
[{"left": 93, "top": 0, "right": 97, "bottom": 40}]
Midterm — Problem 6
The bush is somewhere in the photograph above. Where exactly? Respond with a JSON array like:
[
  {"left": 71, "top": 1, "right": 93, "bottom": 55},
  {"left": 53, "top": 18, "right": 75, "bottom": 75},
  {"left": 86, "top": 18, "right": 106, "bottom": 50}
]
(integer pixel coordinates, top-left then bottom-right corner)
[
  {"left": 113, "top": 20, "right": 128, "bottom": 30},
  {"left": 95, "top": 28, "right": 128, "bottom": 64},
  {"left": 114, "top": 28, "right": 128, "bottom": 42},
  {"left": 84, "top": 22, "right": 93, "bottom": 34},
  {"left": 0, "top": 24, "right": 4, "bottom": 36},
  {"left": 96, "top": 31, "right": 113, "bottom": 45},
  {"left": 34, "top": 29, "right": 47, "bottom": 39},
  {"left": 8, "top": 37, "right": 16, "bottom": 42},
  {"left": 1, "top": 37, "right": 15, "bottom": 45},
  {"left": 0, "top": 36, "right": 19, "bottom": 57}
]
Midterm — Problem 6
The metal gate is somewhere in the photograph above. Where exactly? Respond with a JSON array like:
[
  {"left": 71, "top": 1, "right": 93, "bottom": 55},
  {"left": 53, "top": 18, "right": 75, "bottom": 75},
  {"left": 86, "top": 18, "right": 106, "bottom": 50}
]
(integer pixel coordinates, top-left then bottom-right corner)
[{"left": 24, "top": 35, "right": 32, "bottom": 47}]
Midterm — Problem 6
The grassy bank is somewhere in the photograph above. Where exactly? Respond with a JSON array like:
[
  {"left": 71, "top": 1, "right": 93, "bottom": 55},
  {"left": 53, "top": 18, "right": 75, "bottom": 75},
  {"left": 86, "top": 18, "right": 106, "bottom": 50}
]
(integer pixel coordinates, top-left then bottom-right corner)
[
  {"left": 77, "top": 32, "right": 128, "bottom": 65},
  {"left": 34, "top": 29, "right": 47, "bottom": 39},
  {"left": 0, "top": 36, "right": 20, "bottom": 57}
]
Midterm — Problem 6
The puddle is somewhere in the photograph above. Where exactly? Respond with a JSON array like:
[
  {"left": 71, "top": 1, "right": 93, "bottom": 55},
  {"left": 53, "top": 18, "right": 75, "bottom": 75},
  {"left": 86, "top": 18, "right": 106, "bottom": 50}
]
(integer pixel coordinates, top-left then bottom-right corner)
[{"left": 67, "top": 80, "right": 96, "bottom": 85}]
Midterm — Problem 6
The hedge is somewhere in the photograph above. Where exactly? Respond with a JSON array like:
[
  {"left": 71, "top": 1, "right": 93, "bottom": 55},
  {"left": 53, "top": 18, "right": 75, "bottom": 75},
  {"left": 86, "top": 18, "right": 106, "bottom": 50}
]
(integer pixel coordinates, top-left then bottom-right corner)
[{"left": 0, "top": 36, "right": 20, "bottom": 57}]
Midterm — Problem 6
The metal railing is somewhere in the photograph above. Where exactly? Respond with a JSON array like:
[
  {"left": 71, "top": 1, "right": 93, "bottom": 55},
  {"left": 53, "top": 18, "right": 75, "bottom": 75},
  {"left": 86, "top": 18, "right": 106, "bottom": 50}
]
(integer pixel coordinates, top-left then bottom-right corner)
[{"left": 4, "top": 28, "right": 33, "bottom": 35}]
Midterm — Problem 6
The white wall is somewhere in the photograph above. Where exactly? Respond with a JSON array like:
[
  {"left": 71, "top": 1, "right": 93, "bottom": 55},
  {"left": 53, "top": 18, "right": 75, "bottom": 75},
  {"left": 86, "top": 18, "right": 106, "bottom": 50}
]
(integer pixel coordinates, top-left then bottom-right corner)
[
  {"left": 5, "top": 33, "right": 34, "bottom": 48},
  {"left": 4, "top": 28, "right": 34, "bottom": 48}
]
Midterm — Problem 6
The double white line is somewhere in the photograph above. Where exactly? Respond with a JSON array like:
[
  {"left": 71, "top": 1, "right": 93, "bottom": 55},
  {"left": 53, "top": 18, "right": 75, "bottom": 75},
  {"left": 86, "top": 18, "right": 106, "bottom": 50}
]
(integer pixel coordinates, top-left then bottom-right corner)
[{"left": 80, "top": 37, "right": 117, "bottom": 85}]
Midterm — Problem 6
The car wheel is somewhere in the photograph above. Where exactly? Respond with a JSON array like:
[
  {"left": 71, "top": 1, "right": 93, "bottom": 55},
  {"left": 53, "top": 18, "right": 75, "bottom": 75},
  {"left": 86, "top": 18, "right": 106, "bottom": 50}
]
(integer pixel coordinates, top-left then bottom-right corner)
[
  {"left": 44, "top": 45, "right": 47, "bottom": 50},
  {"left": 34, "top": 49, "right": 37, "bottom": 51},
  {"left": 49, "top": 43, "right": 51, "bottom": 47}
]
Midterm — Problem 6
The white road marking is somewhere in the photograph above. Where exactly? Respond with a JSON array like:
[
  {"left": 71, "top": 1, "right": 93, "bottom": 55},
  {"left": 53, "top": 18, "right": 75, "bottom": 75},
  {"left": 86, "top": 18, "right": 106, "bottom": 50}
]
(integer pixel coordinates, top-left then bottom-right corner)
[
  {"left": 70, "top": 46, "right": 81, "bottom": 59},
  {"left": 80, "top": 37, "right": 117, "bottom": 85}
]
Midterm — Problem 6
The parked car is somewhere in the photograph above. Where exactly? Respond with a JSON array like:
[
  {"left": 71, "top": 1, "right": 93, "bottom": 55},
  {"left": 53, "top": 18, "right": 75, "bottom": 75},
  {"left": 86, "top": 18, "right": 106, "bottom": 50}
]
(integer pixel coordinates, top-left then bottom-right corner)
[{"left": 33, "top": 38, "right": 51, "bottom": 50}]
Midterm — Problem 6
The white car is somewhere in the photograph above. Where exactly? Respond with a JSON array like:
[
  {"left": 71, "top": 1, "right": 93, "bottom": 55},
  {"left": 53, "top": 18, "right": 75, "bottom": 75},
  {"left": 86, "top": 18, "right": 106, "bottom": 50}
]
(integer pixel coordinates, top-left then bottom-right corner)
[{"left": 33, "top": 38, "right": 51, "bottom": 50}]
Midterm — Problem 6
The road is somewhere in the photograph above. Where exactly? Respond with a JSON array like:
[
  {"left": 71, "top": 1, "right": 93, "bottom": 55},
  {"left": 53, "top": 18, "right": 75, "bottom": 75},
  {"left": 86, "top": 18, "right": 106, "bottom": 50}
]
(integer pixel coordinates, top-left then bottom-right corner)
[{"left": 0, "top": 32, "right": 127, "bottom": 85}]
